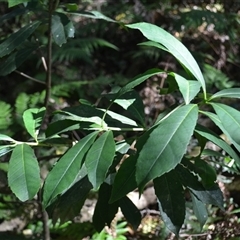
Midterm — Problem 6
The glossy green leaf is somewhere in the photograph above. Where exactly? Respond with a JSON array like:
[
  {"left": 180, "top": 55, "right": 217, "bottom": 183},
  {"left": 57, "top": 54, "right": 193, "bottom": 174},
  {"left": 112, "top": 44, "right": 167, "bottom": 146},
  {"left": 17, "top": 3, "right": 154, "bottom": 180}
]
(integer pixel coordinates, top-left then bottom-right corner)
[
  {"left": 190, "top": 192, "right": 208, "bottom": 228},
  {"left": 119, "top": 68, "right": 163, "bottom": 96},
  {"left": 93, "top": 183, "right": 119, "bottom": 232},
  {"left": 47, "top": 176, "right": 92, "bottom": 224},
  {"left": 100, "top": 109, "right": 138, "bottom": 127},
  {"left": 0, "top": 134, "right": 15, "bottom": 142},
  {"left": 52, "top": 15, "right": 66, "bottom": 47},
  {"left": 0, "top": 44, "right": 38, "bottom": 76},
  {"left": 46, "top": 120, "right": 80, "bottom": 138},
  {"left": 138, "top": 40, "right": 168, "bottom": 51},
  {"left": 43, "top": 131, "right": 98, "bottom": 208},
  {"left": 136, "top": 104, "right": 198, "bottom": 191},
  {"left": 23, "top": 107, "right": 46, "bottom": 141},
  {"left": 113, "top": 90, "right": 145, "bottom": 126},
  {"left": 126, "top": 22, "right": 206, "bottom": 95},
  {"left": 119, "top": 196, "right": 141, "bottom": 230},
  {"left": 170, "top": 73, "right": 201, "bottom": 104},
  {"left": 154, "top": 170, "right": 185, "bottom": 235},
  {"left": 211, "top": 103, "right": 240, "bottom": 145},
  {"left": 201, "top": 111, "right": 240, "bottom": 153},
  {"left": 110, "top": 155, "right": 137, "bottom": 203},
  {"left": 209, "top": 88, "right": 240, "bottom": 101},
  {"left": 0, "top": 21, "right": 40, "bottom": 58},
  {"left": 0, "top": 145, "right": 14, "bottom": 157},
  {"left": 85, "top": 131, "right": 115, "bottom": 190},
  {"left": 8, "top": 0, "right": 29, "bottom": 7},
  {"left": 195, "top": 124, "right": 240, "bottom": 167},
  {"left": 56, "top": 12, "right": 75, "bottom": 39},
  {"left": 8, "top": 144, "right": 41, "bottom": 201}
]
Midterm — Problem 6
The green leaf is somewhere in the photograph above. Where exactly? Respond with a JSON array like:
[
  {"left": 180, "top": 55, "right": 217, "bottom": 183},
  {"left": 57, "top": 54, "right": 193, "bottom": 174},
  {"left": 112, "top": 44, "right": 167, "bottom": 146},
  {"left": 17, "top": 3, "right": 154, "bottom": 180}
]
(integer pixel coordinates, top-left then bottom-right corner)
[
  {"left": 119, "top": 196, "right": 141, "bottom": 230},
  {"left": 0, "top": 134, "right": 15, "bottom": 142},
  {"left": 194, "top": 158, "right": 217, "bottom": 188},
  {"left": 209, "top": 88, "right": 240, "bottom": 101},
  {"left": 56, "top": 12, "right": 75, "bottom": 39},
  {"left": 0, "top": 8, "right": 29, "bottom": 25},
  {"left": 0, "top": 21, "right": 40, "bottom": 58},
  {"left": 176, "top": 164, "right": 223, "bottom": 209},
  {"left": 136, "top": 104, "right": 198, "bottom": 191},
  {"left": 0, "top": 44, "right": 38, "bottom": 76},
  {"left": 154, "top": 170, "right": 185, "bottom": 235},
  {"left": 190, "top": 192, "right": 208, "bottom": 228},
  {"left": 201, "top": 111, "right": 240, "bottom": 153},
  {"left": 23, "top": 107, "right": 46, "bottom": 141},
  {"left": 110, "top": 155, "right": 137, "bottom": 203},
  {"left": 52, "top": 15, "right": 66, "bottom": 47},
  {"left": 195, "top": 124, "right": 240, "bottom": 167},
  {"left": 85, "top": 131, "right": 115, "bottom": 190},
  {"left": 93, "top": 183, "right": 119, "bottom": 232},
  {"left": 100, "top": 109, "right": 138, "bottom": 128},
  {"left": 8, "top": 0, "right": 29, "bottom": 7},
  {"left": 169, "top": 73, "right": 201, "bottom": 104},
  {"left": 112, "top": 90, "right": 145, "bottom": 126},
  {"left": 43, "top": 131, "right": 98, "bottom": 208},
  {"left": 211, "top": 103, "right": 240, "bottom": 145},
  {"left": 126, "top": 22, "right": 206, "bottom": 95},
  {"left": 47, "top": 176, "right": 92, "bottom": 224},
  {"left": 8, "top": 144, "right": 41, "bottom": 201},
  {"left": 0, "top": 145, "right": 14, "bottom": 157},
  {"left": 119, "top": 68, "right": 163, "bottom": 96},
  {"left": 46, "top": 120, "right": 80, "bottom": 138},
  {"left": 138, "top": 40, "right": 168, "bottom": 51}
]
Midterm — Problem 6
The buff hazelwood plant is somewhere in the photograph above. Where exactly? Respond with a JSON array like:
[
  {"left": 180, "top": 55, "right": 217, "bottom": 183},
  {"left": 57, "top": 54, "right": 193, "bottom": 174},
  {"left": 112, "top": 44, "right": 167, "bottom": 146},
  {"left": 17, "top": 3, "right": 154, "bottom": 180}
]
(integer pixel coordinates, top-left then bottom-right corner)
[{"left": 1, "top": 0, "right": 240, "bottom": 239}]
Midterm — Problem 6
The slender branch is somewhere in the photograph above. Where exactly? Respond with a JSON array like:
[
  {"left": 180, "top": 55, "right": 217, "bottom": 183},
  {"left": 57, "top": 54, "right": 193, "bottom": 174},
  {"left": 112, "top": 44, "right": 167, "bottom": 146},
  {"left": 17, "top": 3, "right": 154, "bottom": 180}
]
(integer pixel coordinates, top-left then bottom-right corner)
[
  {"left": 44, "top": 1, "right": 53, "bottom": 108},
  {"left": 15, "top": 70, "right": 45, "bottom": 85}
]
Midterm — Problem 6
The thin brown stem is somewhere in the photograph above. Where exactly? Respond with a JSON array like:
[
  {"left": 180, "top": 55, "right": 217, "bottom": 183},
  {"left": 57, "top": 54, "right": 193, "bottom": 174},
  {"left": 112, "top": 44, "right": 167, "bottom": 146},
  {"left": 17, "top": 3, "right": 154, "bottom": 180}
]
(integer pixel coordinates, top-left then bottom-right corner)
[{"left": 44, "top": 1, "right": 53, "bottom": 108}]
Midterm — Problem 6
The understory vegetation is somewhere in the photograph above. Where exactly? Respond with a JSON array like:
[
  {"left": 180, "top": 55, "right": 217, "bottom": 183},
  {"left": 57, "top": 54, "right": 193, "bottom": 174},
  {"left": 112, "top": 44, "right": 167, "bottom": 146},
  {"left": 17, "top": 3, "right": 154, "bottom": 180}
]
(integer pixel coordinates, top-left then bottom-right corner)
[{"left": 0, "top": 0, "right": 240, "bottom": 239}]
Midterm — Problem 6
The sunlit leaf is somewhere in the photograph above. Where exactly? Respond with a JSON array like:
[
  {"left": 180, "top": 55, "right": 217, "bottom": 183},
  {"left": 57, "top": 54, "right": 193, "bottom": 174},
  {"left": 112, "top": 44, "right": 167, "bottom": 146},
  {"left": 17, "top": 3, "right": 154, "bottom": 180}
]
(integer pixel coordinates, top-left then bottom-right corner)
[
  {"left": 85, "top": 131, "right": 115, "bottom": 190},
  {"left": 154, "top": 170, "right": 185, "bottom": 235},
  {"left": 8, "top": 144, "right": 41, "bottom": 201},
  {"left": 0, "top": 21, "right": 40, "bottom": 58},
  {"left": 169, "top": 73, "right": 201, "bottom": 104},
  {"left": 195, "top": 124, "right": 240, "bottom": 167},
  {"left": 43, "top": 131, "right": 98, "bottom": 208},
  {"left": 0, "top": 134, "right": 15, "bottom": 142},
  {"left": 211, "top": 103, "right": 240, "bottom": 145},
  {"left": 136, "top": 104, "right": 198, "bottom": 191},
  {"left": 209, "top": 88, "right": 240, "bottom": 101},
  {"left": 126, "top": 23, "right": 206, "bottom": 95},
  {"left": 23, "top": 107, "right": 46, "bottom": 141},
  {"left": 8, "top": 0, "right": 29, "bottom": 7},
  {"left": 0, "top": 145, "right": 14, "bottom": 157}
]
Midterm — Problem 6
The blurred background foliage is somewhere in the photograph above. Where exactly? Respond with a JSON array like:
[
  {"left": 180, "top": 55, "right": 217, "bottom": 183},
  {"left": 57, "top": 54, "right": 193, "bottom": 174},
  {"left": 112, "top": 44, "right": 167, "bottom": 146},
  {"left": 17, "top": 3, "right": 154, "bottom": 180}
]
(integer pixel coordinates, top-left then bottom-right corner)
[{"left": 0, "top": 0, "right": 240, "bottom": 239}]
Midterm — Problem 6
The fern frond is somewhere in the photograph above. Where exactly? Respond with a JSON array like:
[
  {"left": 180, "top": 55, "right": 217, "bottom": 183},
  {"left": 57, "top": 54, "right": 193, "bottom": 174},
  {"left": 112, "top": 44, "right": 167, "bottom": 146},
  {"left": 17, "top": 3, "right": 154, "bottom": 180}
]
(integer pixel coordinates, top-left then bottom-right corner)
[
  {"left": 52, "top": 38, "right": 118, "bottom": 63},
  {"left": 0, "top": 101, "right": 12, "bottom": 130}
]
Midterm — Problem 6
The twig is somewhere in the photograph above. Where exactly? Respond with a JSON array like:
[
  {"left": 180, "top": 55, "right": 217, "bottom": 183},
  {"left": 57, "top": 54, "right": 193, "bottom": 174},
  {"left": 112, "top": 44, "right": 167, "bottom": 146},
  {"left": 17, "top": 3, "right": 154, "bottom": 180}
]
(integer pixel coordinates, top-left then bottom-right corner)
[
  {"left": 44, "top": 1, "right": 53, "bottom": 108},
  {"left": 15, "top": 70, "right": 45, "bottom": 85}
]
